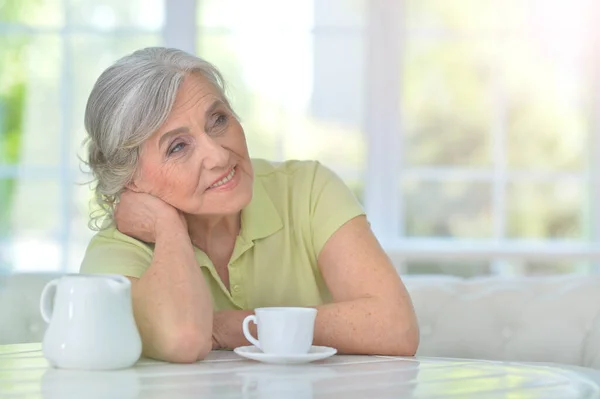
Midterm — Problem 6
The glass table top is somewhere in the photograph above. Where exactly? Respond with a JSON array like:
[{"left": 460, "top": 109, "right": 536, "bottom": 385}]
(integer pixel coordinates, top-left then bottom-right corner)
[{"left": 0, "top": 343, "right": 598, "bottom": 398}]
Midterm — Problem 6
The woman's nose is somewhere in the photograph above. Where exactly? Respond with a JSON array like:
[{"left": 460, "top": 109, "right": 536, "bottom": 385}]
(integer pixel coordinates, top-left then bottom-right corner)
[{"left": 200, "top": 135, "right": 229, "bottom": 170}]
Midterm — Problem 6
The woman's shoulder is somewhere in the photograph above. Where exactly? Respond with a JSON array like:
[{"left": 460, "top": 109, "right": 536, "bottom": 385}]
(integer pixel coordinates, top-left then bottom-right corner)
[
  {"left": 87, "top": 223, "right": 154, "bottom": 254},
  {"left": 251, "top": 158, "right": 330, "bottom": 185},
  {"left": 80, "top": 224, "right": 154, "bottom": 276},
  {"left": 80, "top": 225, "right": 154, "bottom": 277}
]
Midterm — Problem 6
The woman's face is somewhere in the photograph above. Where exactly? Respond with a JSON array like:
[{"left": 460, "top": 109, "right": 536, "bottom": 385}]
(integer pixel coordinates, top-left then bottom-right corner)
[{"left": 130, "top": 73, "right": 253, "bottom": 216}]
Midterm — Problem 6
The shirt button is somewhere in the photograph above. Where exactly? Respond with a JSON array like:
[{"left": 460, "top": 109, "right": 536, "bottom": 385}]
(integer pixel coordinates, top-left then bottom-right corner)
[{"left": 232, "top": 285, "right": 241, "bottom": 293}]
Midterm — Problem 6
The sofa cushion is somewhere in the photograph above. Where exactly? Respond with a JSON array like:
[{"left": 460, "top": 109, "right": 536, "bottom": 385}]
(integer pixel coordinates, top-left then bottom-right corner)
[
  {"left": 2, "top": 272, "right": 600, "bottom": 369},
  {"left": 404, "top": 274, "right": 600, "bottom": 367},
  {"left": 0, "top": 273, "right": 60, "bottom": 344},
  {"left": 583, "top": 307, "right": 600, "bottom": 369}
]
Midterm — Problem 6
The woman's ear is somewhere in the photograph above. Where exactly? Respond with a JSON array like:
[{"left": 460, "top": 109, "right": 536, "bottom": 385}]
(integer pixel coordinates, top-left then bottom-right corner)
[
  {"left": 126, "top": 180, "right": 142, "bottom": 193},
  {"left": 126, "top": 171, "right": 143, "bottom": 193}
]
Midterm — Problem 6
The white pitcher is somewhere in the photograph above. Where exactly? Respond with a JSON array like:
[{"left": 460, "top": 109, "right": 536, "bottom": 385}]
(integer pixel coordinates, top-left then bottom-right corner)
[{"left": 40, "top": 274, "right": 142, "bottom": 370}]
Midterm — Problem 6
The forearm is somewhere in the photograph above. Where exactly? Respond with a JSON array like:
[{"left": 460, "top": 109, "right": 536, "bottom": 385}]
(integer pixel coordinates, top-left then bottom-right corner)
[
  {"left": 132, "top": 224, "right": 213, "bottom": 362},
  {"left": 213, "top": 298, "right": 418, "bottom": 355},
  {"left": 312, "top": 298, "right": 419, "bottom": 355}
]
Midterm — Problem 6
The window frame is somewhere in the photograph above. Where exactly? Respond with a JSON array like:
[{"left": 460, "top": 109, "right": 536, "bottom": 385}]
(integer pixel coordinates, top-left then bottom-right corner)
[
  {"left": 1, "top": 0, "right": 599, "bottom": 273},
  {"left": 362, "top": 0, "right": 600, "bottom": 274}
]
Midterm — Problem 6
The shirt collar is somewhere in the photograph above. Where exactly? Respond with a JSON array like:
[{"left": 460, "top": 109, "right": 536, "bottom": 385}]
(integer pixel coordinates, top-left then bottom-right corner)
[{"left": 239, "top": 177, "right": 283, "bottom": 242}]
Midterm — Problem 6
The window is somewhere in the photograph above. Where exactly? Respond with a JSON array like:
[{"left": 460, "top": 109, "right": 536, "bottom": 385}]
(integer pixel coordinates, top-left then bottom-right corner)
[
  {"left": 1, "top": 0, "right": 598, "bottom": 276},
  {"left": 196, "top": 0, "right": 367, "bottom": 200},
  {"left": 396, "top": 0, "right": 600, "bottom": 275},
  {"left": 0, "top": 0, "right": 163, "bottom": 272}
]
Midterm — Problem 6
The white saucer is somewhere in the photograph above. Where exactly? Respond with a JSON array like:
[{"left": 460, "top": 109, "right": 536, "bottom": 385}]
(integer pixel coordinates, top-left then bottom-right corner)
[{"left": 234, "top": 346, "right": 337, "bottom": 365}]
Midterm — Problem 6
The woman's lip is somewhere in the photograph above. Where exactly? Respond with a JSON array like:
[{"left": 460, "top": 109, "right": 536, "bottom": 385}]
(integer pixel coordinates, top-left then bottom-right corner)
[
  {"left": 205, "top": 166, "right": 240, "bottom": 192},
  {"left": 208, "top": 166, "right": 235, "bottom": 188}
]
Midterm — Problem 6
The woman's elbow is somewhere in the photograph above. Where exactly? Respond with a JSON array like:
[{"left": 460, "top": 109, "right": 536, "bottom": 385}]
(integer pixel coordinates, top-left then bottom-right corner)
[
  {"left": 385, "top": 307, "right": 420, "bottom": 356},
  {"left": 148, "top": 328, "right": 212, "bottom": 363},
  {"left": 386, "top": 322, "right": 419, "bottom": 356},
  {"left": 401, "top": 322, "right": 420, "bottom": 356}
]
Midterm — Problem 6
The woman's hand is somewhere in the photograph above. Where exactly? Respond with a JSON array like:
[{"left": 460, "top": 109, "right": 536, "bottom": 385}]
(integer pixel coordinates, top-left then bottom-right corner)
[{"left": 115, "top": 190, "right": 187, "bottom": 243}]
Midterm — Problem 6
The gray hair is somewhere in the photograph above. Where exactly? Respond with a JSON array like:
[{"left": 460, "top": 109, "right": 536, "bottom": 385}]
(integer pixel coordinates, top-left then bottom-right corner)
[{"left": 83, "top": 47, "right": 231, "bottom": 229}]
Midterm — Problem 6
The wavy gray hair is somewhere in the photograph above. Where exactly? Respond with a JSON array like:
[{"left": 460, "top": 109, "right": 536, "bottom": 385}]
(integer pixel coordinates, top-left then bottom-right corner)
[{"left": 83, "top": 47, "right": 231, "bottom": 229}]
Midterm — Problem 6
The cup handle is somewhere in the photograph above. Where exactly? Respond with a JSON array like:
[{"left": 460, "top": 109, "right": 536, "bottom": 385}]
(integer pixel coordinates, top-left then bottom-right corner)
[
  {"left": 242, "top": 315, "right": 261, "bottom": 350},
  {"left": 40, "top": 279, "right": 59, "bottom": 323}
]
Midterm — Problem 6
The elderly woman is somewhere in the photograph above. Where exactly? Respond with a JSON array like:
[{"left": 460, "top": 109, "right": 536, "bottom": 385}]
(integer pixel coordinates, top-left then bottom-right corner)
[{"left": 80, "top": 47, "right": 419, "bottom": 363}]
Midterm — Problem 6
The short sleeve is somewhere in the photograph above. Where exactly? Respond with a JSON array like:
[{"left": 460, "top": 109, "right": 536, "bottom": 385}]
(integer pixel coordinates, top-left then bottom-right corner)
[
  {"left": 80, "top": 227, "right": 154, "bottom": 278},
  {"left": 309, "top": 162, "right": 366, "bottom": 257}
]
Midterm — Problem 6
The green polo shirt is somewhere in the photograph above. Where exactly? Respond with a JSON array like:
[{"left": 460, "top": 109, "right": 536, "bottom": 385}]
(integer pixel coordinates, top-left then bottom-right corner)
[{"left": 80, "top": 159, "right": 365, "bottom": 310}]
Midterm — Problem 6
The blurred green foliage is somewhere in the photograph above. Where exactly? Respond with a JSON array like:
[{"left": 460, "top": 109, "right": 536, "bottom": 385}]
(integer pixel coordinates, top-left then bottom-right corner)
[
  {"left": 0, "top": 0, "right": 37, "bottom": 273},
  {"left": 0, "top": 1, "right": 31, "bottom": 241}
]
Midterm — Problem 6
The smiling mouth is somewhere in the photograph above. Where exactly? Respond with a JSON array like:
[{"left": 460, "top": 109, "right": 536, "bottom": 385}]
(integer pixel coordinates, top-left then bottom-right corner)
[{"left": 207, "top": 166, "right": 236, "bottom": 190}]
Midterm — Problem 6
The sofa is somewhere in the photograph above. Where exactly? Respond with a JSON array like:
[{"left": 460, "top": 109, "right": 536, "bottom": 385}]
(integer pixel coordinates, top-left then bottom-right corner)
[{"left": 2, "top": 272, "right": 600, "bottom": 370}]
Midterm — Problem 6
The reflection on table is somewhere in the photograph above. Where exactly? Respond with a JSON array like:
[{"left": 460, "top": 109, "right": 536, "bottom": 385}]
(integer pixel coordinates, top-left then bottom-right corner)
[{"left": 0, "top": 343, "right": 598, "bottom": 398}]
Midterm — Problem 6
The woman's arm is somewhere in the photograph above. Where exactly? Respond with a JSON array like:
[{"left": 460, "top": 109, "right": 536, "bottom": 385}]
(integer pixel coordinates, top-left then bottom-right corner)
[
  {"left": 311, "top": 215, "right": 419, "bottom": 355},
  {"left": 212, "top": 216, "right": 419, "bottom": 355},
  {"left": 116, "top": 191, "right": 213, "bottom": 363}
]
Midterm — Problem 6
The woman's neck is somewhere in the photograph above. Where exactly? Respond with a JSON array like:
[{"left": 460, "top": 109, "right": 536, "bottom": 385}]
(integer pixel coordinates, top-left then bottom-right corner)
[{"left": 185, "top": 212, "right": 241, "bottom": 255}]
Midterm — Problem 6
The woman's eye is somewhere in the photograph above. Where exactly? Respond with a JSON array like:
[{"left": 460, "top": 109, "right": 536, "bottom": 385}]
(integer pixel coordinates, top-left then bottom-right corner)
[
  {"left": 215, "top": 114, "right": 227, "bottom": 126},
  {"left": 168, "top": 142, "right": 186, "bottom": 155}
]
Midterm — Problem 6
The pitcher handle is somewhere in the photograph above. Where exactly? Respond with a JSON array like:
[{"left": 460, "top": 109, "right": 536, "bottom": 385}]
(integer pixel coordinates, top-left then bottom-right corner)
[{"left": 40, "top": 279, "right": 59, "bottom": 323}]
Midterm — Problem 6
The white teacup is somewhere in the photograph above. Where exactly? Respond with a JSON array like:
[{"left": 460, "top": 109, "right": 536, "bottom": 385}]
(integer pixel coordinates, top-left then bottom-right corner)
[{"left": 242, "top": 307, "right": 317, "bottom": 355}]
